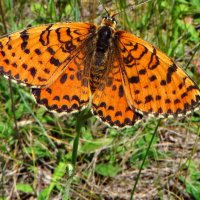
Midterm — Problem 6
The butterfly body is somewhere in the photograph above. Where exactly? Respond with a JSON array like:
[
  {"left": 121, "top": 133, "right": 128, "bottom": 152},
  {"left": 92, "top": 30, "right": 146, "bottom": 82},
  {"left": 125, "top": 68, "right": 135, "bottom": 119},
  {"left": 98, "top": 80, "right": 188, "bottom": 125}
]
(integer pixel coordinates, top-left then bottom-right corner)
[
  {"left": 0, "top": 14, "right": 199, "bottom": 127},
  {"left": 87, "top": 17, "right": 117, "bottom": 92}
]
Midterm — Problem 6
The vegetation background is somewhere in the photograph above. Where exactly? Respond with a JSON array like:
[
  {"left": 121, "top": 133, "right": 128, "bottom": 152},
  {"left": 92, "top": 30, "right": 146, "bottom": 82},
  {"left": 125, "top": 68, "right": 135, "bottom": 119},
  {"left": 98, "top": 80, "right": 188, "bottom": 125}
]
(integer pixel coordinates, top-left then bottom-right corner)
[{"left": 0, "top": 0, "right": 200, "bottom": 199}]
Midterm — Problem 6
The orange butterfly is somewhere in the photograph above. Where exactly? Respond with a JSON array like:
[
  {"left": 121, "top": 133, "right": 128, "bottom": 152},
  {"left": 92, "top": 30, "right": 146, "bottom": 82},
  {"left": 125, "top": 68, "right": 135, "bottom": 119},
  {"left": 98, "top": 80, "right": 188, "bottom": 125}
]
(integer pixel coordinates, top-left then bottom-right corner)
[{"left": 0, "top": 14, "right": 199, "bottom": 127}]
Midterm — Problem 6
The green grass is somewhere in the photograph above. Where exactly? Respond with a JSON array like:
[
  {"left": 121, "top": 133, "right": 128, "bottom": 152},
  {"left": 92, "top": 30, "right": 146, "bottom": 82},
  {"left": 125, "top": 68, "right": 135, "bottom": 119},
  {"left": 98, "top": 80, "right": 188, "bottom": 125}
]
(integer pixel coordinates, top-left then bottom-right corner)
[{"left": 0, "top": 0, "right": 200, "bottom": 199}]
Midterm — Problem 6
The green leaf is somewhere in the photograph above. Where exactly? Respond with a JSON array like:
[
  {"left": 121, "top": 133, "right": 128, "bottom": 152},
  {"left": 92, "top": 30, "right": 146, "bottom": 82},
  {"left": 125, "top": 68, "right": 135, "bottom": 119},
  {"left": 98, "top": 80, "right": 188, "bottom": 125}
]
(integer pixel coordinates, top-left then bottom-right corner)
[
  {"left": 179, "top": 162, "right": 200, "bottom": 199},
  {"left": 80, "top": 138, "right": 112, "bottom": 153},
  {"left": 16, "top": 184, "right": 34, "bottom": 193},
  {"left": 46, "top": 161, "right": 68, "bottom": 197},
  {"left": 38, "top": 188, "right": 49, "bottom": 200},
  {"left": 95, "top": 163, "right": 121, "bottom": 177}
]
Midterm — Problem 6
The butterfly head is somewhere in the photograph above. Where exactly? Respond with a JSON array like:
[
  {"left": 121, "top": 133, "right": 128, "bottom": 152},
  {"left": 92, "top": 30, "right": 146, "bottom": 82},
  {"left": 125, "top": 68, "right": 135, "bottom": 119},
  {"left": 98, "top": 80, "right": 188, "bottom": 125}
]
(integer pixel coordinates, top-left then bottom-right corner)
[{"left": 101, "top": 13, "right": 117, "bottom": 29}]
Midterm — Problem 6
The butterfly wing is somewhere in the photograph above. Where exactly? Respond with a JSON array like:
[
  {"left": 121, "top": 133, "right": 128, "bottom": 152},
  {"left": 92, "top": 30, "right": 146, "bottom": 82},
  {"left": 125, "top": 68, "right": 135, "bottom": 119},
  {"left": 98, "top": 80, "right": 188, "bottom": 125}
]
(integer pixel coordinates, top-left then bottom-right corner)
[
  {"left": 32, "top": 50, "right": 90, "bottom": 112},
  {"left": 116, "top": 31, "right": 200, "bottom": 116},
  {"left": 0, "top": 22, "right": 95, "bottom": 87},
  {"left": 92, "top": 57, "right": 142, "bottom": 127}
]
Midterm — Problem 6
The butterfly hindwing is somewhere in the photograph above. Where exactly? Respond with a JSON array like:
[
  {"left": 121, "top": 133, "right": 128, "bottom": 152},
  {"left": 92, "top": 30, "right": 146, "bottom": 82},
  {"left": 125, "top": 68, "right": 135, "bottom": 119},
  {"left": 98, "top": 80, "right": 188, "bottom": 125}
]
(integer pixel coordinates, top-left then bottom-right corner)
[
  {"left": 92, "top": 58, "right": 142, "bottom": 127},
  {"left": 32, "top": 50, "right": 90, "bottom": 112}
]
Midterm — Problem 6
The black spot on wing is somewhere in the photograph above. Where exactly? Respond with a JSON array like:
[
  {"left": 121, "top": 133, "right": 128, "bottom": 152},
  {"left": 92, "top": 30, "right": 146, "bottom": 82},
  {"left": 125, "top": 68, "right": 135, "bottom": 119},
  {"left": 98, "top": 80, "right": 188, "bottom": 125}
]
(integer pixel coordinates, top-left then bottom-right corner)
[
  {"left": 148, "top": 48, "right": 159, "bottom": 70},
  {"left": 20, "top": 30, "right": 29, "bottom": 50},
  {"left": 129, "top": 76, "right": 139, "bottom": 83},
  {"left": 174, "top": 99, "right": 180, "bottom": 104},
  {"left": 12, "top": 62, "right": 17, "bottom": 68},
  {"left": 166, "top": 64, "right": 177, "bottom": 83},
  {"left": 65, "top": 41, "right": 76, "bottom": 53},
  {"left": 99, "top": 102, "right": 106, "bottom": 108},
  {"left": 60, "top": 73, "right": 68, "bottom": 84},
  {"left": 32, "top": 88, "right": 41, "bottom": 99},
  {"left": 145, "top": 95, "right": 153, "bottom": 103},
  {"left": 0, "top": 51, "right": 5, "bottom": 57},
  {"left": 24, "top": 49, "right": 30, "bottom": 54},
  {"left": 14, "top": 74, "right": 20, "bottom": 79},
  {"left": 149, "top": 75, "right": 157, "bottom": 81},
  {"left": 46, "top": 88, "right": 52, "bottom": 94},
  {"left": 108, "top": 106, "right": 114, "bottom": 110},
  {"left": 138, "top": 69, "right": 146, "bottom": 75},
  {"left": 63, "top": 95, "right": 70, "bottom": 101},
  {"left": 118, "top": 85, "right": 124, "bottom": 97},
  {"left": 72, "top": 95, "right": 80, "bottom": 103},
  {"left": 181, "top": 92, "right": 187, "bottom": 99},
  {"left": 53, "top": 96, "right": 60, "bottom": 101},
  {"left": 123, "top": 54, "right": 134, "bottom": 65},
  {"left": 47, "top": 47, "right": 56, "bottom": 55},
  {"left": 156, "top": 95, "right": 161, "bottom": 100},
  {"left": 115, "top": 111, "right": 122, "bottom": 117},
  {"left": 160, "top": 80, "right": 166, "bottom": 86},
  {"left": 29, "top": 67, "right": 37, "bottom": 77},
  {"left": 4, "top": 59, "right": 9, "bottom": 65},
  {"left": 134, "top": 90, "right": 140, "bottom": 94},
  {"left": 39, "top": 24, "right": 53, "bottom": 46},
  {"left": 165, "top": 99, "right": 171, "bottom": 104},
  {"left": 50, "top": 57, "right": 61, "bottom": 67},
  {"left": 35, "top": 48, "right": 42, "bottom": 55},
  {"left": 38, "top": 77, "right": 47, "bottom": 82},
  {"left": 44, "top": 68, "right": 50, "bottom": 74},
  {"left": 22, "top": 63, "right": 28, "bottom": 69},
  {"left": 70, "top": 74, "right": 74, "bottom": 80}
]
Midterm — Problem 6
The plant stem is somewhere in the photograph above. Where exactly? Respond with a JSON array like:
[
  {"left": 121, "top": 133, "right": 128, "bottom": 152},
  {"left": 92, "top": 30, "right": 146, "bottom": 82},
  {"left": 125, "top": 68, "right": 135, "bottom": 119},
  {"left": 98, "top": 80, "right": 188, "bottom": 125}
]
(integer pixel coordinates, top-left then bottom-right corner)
[{"left": 130, "top": 119, "right": 161, "bottom": 200}]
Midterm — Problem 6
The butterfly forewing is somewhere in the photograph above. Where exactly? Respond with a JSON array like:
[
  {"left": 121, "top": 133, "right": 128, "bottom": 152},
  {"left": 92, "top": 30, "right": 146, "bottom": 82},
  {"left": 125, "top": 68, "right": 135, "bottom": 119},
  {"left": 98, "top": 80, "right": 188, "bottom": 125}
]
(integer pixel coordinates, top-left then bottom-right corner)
[
  {"left": 117, "top": 31, "right": 200, "bottom": 116},
  {"left": 0, "top": 22, "right": 95, "bottom": 87}
]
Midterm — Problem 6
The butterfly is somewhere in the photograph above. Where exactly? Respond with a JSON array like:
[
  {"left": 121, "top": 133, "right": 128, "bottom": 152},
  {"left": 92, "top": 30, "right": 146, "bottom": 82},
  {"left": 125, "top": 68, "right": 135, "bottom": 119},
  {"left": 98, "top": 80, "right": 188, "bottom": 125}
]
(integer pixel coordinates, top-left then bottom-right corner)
[{"left": 0, "top": 13, "right": 199, "bottom": 127}]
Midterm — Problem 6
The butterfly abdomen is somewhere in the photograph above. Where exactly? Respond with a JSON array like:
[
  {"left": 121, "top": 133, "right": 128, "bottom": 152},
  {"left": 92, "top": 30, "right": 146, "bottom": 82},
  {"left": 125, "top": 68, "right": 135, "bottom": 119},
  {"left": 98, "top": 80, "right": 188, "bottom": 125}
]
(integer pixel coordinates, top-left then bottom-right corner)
[{"left": 90, "top": 26, "right": 113, "bottom": 92}]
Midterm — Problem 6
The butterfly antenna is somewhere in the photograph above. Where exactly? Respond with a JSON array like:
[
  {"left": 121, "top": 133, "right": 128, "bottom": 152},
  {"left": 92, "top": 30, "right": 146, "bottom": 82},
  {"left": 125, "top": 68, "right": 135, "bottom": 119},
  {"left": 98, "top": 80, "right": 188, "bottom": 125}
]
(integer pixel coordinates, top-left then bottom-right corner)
[{"left": 99, "top": 0, "right": 110, "bottom": 16}]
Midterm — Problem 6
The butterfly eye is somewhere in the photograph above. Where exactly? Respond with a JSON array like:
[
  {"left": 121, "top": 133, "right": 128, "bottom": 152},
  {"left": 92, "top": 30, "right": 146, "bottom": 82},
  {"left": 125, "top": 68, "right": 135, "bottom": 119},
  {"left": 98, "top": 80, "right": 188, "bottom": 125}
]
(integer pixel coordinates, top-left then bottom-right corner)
[{"left": 112, "top": 18, "right": 117, "bottom": 25}]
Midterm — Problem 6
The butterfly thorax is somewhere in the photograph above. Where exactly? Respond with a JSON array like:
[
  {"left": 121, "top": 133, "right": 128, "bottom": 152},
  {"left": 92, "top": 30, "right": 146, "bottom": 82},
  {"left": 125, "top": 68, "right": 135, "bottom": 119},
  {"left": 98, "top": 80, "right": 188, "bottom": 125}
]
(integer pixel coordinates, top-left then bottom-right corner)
[{"left": 90, "top": 18, "right": 116, "bottom": 93}]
